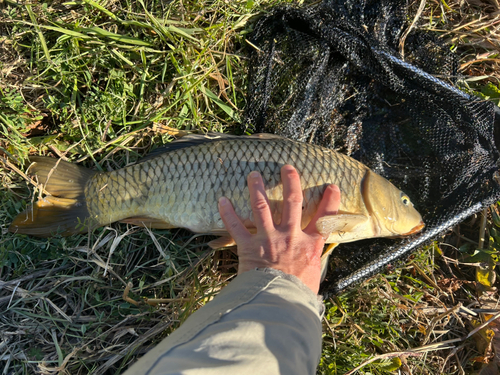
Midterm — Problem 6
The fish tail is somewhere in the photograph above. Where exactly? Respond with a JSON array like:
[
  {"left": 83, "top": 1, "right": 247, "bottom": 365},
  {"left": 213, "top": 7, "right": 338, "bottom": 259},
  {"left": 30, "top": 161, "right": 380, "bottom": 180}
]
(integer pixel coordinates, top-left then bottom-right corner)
[{"left": 9, "top": 157, "right": 96, "bottom": 237}]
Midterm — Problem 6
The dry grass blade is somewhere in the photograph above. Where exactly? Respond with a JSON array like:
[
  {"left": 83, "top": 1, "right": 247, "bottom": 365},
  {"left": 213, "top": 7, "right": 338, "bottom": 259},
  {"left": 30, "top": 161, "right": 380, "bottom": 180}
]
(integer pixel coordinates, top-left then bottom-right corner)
[
  {"left": 1, "top": 156, "right": 50, "bottom": 196},
  {"left": 342, "top": 305, "right": 500, "bottom": 375},
  {"left": 400, "top": 0, "right": 427, "bottom": 58},
  {"left": 92, "top": 321, "right": 172, "bottom": 375}
]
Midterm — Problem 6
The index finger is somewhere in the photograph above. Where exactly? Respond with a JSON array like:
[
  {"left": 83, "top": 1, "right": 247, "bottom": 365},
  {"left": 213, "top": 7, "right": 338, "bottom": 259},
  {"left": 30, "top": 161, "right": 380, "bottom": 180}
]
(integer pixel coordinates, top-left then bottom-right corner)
[{"left": 304, "top": 184, "right": 341, "bottom": 236}]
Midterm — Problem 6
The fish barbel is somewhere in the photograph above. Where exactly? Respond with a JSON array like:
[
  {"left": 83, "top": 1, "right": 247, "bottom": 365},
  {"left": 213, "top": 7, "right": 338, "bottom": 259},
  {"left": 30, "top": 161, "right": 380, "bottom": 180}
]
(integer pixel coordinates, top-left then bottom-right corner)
[{"left": 9, "top": 133, "right": 424, "bottom": 248}]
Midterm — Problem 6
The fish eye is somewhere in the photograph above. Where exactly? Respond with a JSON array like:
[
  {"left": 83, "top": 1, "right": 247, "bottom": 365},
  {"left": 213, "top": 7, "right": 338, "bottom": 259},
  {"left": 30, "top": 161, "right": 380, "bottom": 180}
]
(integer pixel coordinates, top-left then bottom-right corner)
[{"left": 400, "top": 192, "right": 410, "bottom": 206}]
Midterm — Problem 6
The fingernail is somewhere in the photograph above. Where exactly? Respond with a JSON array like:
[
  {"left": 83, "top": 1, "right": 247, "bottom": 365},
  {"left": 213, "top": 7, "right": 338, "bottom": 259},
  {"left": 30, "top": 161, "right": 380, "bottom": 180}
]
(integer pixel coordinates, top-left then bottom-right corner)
[
  {"left": 249, "top": 171, "right": 260, "bottom": 179},
  {"left": 219, "top": 197, "right": 229, "bottom": 206},
  {"left": 330, "top": 184, "right": 340, "bottom": 193}
]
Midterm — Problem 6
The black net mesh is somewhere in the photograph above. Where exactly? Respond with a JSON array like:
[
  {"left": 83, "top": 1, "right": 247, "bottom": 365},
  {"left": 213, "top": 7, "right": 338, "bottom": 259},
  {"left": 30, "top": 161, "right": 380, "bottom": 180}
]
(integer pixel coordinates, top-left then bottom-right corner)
[{"left": 242, "top": 0, "right": 500, "bottom": 294}]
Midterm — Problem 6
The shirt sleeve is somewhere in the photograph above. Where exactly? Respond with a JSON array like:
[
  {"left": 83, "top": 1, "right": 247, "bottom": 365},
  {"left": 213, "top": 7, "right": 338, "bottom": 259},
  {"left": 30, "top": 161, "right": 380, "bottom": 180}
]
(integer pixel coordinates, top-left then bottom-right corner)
[{"left": 123, "top": 268, "right": 325, "bottom": 375}]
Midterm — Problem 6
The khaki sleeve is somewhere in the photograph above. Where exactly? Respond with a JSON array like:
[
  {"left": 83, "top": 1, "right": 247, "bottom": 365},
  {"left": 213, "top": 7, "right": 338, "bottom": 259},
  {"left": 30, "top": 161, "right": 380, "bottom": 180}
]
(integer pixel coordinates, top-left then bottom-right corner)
[{"left": 123, "top": 268, "right": 325, "bottom": 375}]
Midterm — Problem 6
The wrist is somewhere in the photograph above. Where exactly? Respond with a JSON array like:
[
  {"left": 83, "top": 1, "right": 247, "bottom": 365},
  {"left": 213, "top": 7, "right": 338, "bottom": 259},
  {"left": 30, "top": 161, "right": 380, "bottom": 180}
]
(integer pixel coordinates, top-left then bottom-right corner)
[{"left": 239, "top": 265, "right": 320, "bottom": 295}]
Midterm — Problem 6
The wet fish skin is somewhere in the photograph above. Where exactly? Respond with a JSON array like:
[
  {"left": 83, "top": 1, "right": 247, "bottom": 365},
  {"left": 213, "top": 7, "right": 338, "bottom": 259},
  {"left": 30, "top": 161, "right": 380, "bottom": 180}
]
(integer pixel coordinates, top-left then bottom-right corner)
[
  {"left": 9, "top": 134, "right": 424, "bottom": 244},
  {"left": 85, "top": 136, "right": 364, "bottom": 234}
]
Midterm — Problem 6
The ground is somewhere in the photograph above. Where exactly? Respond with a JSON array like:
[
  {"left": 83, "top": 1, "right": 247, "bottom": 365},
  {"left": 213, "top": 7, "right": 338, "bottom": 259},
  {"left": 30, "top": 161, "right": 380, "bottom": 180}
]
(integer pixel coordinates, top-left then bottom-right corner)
[{"left": 1, "top": 0, "right": 500, "bottom": 374}]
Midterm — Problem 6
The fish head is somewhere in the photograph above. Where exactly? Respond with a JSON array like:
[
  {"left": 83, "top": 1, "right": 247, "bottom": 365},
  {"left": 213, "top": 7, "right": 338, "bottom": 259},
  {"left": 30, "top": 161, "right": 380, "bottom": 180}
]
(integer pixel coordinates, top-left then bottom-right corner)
[{"left": 362, "top": 170, "right": 424, "bottom": 237}]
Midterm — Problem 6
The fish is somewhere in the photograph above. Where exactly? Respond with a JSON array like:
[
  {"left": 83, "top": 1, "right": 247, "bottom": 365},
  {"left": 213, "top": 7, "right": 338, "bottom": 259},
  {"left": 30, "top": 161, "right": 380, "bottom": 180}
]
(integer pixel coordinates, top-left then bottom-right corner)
[{"left": 9, "top": 133, "right": 424, "bottom": 276}]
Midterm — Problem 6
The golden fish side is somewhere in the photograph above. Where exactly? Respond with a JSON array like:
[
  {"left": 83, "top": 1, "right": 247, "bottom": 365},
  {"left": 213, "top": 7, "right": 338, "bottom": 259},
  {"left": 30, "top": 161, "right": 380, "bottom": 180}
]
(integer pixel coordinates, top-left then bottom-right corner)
[
  {"left": 9, "top": 134, "right": 424, "bottom": 244},
  {"left": 85, "top": 136, "right": 368, "bottom": 235}
]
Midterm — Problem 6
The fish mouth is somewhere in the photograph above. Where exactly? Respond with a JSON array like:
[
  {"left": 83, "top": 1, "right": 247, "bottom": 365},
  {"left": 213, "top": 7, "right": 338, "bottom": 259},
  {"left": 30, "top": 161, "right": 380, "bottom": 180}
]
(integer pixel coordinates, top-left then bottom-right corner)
[{"left": 402, "top": 221, "right": 425, "bottom": 236}]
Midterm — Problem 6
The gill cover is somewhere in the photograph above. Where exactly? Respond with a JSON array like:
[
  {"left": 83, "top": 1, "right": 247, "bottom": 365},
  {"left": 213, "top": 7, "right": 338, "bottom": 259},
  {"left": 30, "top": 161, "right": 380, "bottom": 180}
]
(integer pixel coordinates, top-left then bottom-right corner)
[{"left": 362, "top": 170, "right": 424, "bottom": 237}]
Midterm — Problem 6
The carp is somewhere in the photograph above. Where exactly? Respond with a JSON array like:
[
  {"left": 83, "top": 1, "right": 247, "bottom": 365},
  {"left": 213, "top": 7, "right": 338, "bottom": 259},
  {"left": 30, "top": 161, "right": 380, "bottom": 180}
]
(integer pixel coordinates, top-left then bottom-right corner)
[{"left": 9, "top": 133, "right": 424, "bottom": 270}]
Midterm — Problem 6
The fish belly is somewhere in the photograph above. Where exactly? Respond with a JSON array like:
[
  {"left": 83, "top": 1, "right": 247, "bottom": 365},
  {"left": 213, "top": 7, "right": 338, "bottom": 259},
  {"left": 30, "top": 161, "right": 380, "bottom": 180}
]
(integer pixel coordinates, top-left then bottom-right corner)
[{"left": 84, "top": 138, "right": 369, "bottom": 239}]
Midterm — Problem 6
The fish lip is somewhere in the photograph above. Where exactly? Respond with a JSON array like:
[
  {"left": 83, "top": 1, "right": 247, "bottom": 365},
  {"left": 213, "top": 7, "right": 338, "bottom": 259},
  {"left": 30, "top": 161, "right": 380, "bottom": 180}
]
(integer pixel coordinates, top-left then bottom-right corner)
[{"left": 402, "top": 221, "right": 425, "bottom": 236}]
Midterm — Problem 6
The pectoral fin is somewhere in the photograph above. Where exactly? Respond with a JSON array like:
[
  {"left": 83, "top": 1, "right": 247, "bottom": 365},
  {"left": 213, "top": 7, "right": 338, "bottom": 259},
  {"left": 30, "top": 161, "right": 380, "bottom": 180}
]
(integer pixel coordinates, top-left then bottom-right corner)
[{"left": 316, "top": 214, "right": 369, "bottom": 239}]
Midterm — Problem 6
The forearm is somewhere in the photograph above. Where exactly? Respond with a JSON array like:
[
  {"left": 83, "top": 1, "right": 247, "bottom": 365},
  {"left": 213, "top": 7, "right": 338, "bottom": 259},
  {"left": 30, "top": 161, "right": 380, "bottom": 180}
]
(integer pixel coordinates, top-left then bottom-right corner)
[{"left": 124, "top": 269, "right": 324, "bottom": 375}]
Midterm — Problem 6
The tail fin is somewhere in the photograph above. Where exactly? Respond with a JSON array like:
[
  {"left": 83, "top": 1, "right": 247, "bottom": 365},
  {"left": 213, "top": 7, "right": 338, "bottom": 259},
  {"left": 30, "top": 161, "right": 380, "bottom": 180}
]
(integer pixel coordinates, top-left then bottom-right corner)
[{"left": 9, "top": 157, "right": 96, "bottom": 237}]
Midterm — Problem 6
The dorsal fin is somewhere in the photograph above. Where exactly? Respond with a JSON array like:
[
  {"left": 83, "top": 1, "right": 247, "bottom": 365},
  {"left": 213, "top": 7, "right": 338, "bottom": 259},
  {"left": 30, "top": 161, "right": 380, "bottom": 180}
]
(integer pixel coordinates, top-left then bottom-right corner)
[
  {"left": 250, "top": 133, "right": 287, "bottom": 140},
  {"left": 137, "top": 132, "right": 287, "bottom": 163},
  {"left": 137, "top": 133, "right": 235, "bottom": 163}
]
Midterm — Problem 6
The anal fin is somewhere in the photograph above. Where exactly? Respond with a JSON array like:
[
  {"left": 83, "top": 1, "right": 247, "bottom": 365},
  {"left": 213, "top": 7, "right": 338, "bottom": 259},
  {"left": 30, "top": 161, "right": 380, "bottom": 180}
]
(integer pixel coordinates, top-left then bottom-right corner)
[
  {"left": 208, "top": 237, "right": 236, "bottom": 249},
  {"left": 320, "top": 243, "right": 339, "bottom": 282}
]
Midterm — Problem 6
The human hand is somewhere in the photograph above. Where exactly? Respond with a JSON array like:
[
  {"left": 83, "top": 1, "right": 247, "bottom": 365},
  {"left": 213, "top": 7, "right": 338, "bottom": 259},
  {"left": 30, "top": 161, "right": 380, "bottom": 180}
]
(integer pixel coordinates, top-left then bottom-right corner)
[{"left": 218, "top": 165, "right": 341, "bottom": 294}]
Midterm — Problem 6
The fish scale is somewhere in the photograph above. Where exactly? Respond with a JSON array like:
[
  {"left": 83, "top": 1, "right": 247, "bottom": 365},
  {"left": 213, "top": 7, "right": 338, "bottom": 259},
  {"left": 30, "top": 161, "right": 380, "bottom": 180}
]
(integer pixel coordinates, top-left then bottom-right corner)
[
  {"left": 84, "top": 137, "right": 368, "bottom": 233},
  {"left": 10, "top": 134, "right": 423, "bottom": 247}
]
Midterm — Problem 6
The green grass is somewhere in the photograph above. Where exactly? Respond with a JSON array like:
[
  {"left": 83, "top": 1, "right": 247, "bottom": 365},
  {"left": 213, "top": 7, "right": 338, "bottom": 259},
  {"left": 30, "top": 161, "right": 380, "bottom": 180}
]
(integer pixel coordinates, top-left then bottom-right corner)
[{"left": 1, "top": 0, "right": 500, "bottom": 374}]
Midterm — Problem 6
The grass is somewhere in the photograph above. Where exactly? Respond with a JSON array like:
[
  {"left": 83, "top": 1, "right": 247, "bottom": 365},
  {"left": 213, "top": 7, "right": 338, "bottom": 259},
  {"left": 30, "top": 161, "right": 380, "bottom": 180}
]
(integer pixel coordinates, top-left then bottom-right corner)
[{"left": 1, "top": 0, "right": 500, "bottom": 374}]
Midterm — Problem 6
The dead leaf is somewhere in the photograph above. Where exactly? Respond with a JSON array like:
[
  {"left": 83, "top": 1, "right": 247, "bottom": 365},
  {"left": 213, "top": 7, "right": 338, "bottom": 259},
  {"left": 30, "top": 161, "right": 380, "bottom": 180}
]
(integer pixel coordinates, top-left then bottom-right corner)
[
  {"left": 475, "top": 325, "right": 494, "bottom": 355},
  {"left": 20, "top": 115, "right": 48, "bottom": 137},
  {"left": 418, "top": 324, "right": 427, "bottom": 335},
  {"left": 489, "top": 315, "right": 500, "bottom": 362},
  {"left": 472, "top": 356, "right": 492, "bottom": 364},
  {"left": 437, "top": 277, "right": 465, "bottom": 293},
  {"left": 472, "top": 316, "right": 497, "bottom": 363}
]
